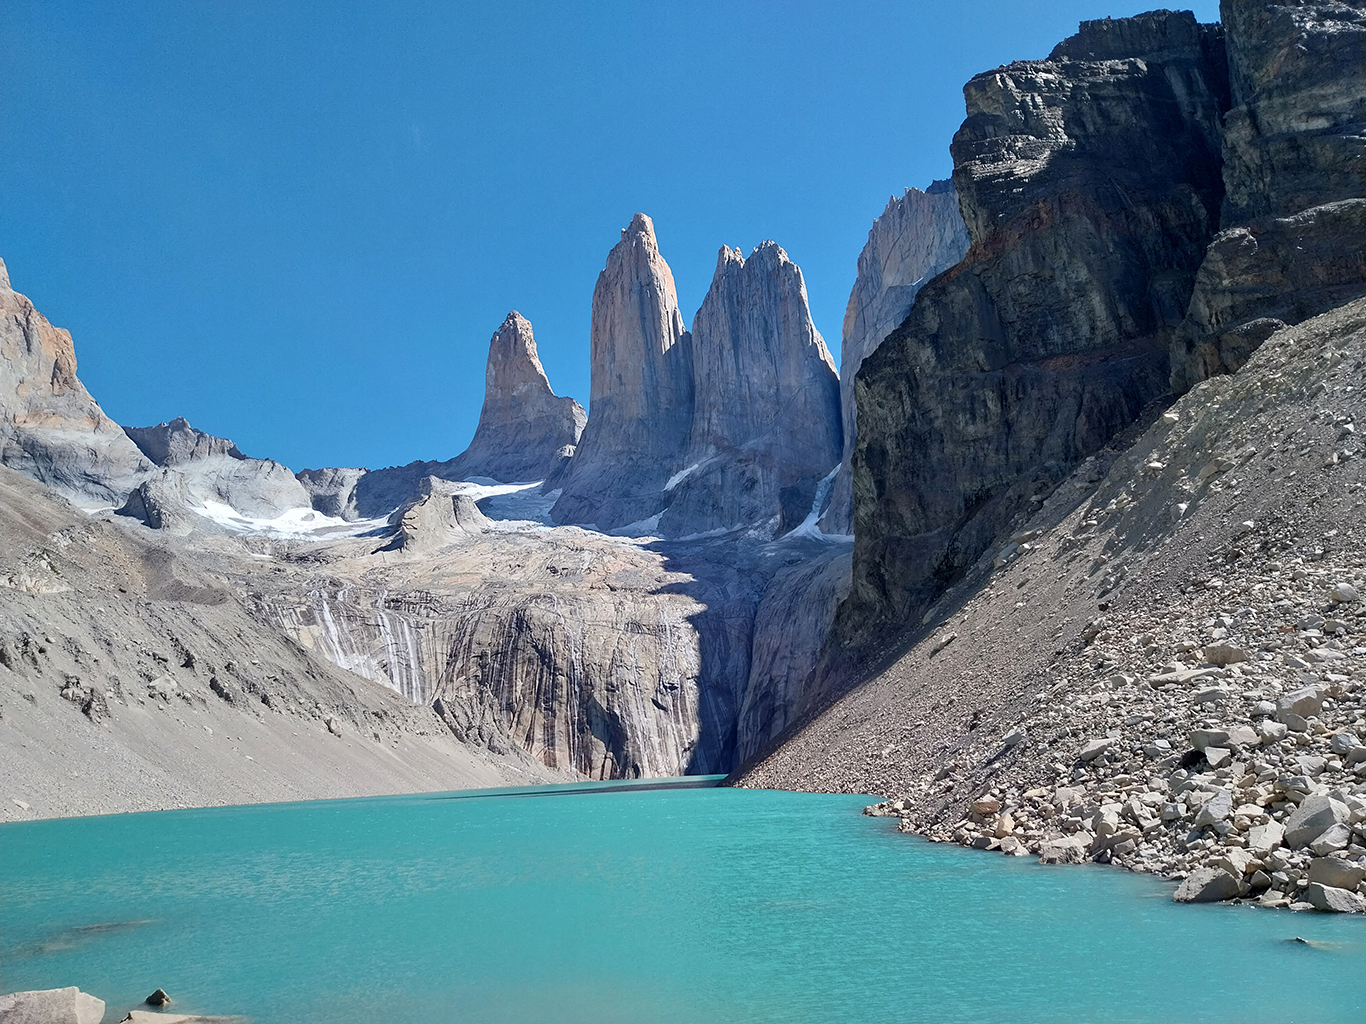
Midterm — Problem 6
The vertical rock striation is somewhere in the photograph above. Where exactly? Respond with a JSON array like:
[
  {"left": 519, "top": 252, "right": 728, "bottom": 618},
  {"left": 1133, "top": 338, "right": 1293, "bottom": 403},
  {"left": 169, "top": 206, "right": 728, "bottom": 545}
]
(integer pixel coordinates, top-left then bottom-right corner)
[
  {"left": 444, "top": 311, "right": 586, "bottom": 482},
  {"left": 1171, "top": 0, "right": 1366, "bottom": 390},
  {"left": 842, "top": 10, "right": 1230, "bottom": 640},
  {"left": 660, "top": 241, "right": 842, "bottom": 538},
  {"left": 551, "top": 213, "right": 694, "bottom": 530},
  {"left": 0, "top": 259, "right": 149, "bottom": 506},
  {"left": 822, "top": 182, "right": 970, "bottom": 535}
]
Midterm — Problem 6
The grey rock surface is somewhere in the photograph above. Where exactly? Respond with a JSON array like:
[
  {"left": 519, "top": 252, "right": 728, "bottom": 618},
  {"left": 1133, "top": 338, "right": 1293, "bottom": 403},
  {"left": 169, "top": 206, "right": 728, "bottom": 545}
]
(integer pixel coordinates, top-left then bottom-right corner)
[
  {"left": 120, "top": 417, "right": 312, "bottom": 520},
  {"left": 1171, "top": 0, "right": 1366, "bottom": 389},
  {"left": 391, "top": 478, "right": 491, "bottom": 553},
  {"left": 823, "top": 182, "right": 970, "bottom": 535},
  {"left": 0, "top": 259, "right": 150, "bottom": 506},
  {"left": 0, "top": 987, "right": 104, "bottom": 1024},
  {"left": 551, "top": 213, "right": 694, "bottom": 530},
  {"left": 296, "top": 465, "right": 368, "bottom": 520},
  {"left": 441, "top": 312, "right": 585, "bottom": 483},
  {"left": 660, "top": 241, "right": 842, "bottom": 539},
  {"left": 1174, "top": 866, "right": 1242, "bottom": 903},
  {"left": 841, "top": 9, "right": 1228, "bottom": 641}
]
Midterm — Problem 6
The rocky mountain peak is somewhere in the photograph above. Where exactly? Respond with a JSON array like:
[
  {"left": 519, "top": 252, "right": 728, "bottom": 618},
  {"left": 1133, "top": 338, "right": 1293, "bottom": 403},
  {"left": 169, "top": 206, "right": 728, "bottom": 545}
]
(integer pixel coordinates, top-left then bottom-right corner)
[
  {"left": 821, "top": 183, "right": 970, "bottom": 535},
  {"left": 123, "top": 417, "right": 246, "bottom": 466},
  {"left": 445, "top": 311, "right": 586, "bottom": 483},
  {"left": 550, "top": 213, "right": 694, "bottom": 529},
  {"left": 659, "top": 238, "right": 841, "bottom": 538},
  {"left": 0, "top": 257, "right": 148, "bottom": 506}
]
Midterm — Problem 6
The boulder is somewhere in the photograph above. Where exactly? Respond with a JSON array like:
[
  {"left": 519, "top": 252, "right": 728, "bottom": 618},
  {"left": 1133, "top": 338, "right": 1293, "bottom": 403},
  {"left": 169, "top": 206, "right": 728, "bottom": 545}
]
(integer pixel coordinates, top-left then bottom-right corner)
[
  {"left": 0, "top": 987, "right": 105, "bottom": 1024},
  {"left": 1277, "top": 686, "right": 1326, "bottom": 721},
  {"left": 1303, "top": 882, "right": 1366, "bottom": 914},
  {"left": 1246, "top": 820, "right": 1285, "bottom": 853},
  {"left": 1174, "top": 866, "right": 1241, "bottom": 903},
  {"left": 1307, "top": 857, "right": 1366, "bottom": 891},
  {"left": 1193, "top": 790, "right": 1234, "bottom": 827},
  {"left": 1078, "top": 738, "right": 1113, "bottom": 762},
  {"left": 1038, "top": 834, "right": 1091, "bottom": 865},
  {"left": 1284, "top": 791, "right": 1350, "bottom": 848},
  {"left": 1189, "top": 728, "right": 1230, "bottom": 751}
]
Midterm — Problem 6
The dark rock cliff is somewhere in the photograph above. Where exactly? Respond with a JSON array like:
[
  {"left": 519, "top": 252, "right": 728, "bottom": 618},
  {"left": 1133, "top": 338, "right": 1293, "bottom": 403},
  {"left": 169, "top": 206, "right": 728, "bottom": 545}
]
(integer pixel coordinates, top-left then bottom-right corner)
[
  {"left": 1171, "top": 0, "right": 1366, "bottom": 390},
  {"left": 840, "top": 9, "right": 1230, "bottom": 640}
]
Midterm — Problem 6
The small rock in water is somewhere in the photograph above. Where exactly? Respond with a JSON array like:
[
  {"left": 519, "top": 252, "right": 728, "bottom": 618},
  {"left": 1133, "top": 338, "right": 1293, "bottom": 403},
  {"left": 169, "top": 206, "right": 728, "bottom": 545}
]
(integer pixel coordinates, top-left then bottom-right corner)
[{"left": 146, "top": 988, "right": 172, "bottom": 1006}]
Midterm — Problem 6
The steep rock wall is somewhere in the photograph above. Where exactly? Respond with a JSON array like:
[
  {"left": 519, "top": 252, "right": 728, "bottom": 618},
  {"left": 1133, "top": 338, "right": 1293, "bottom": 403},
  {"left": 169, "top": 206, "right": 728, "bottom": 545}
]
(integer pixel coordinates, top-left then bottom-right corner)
[
  {"left": 551, "top": 214, "right": 695, "bottom": 530},
  {"left": 823, "top": 183, "right": 970, "bottom": 535},
  {"left": 660, "top": 242, "right": 842, "bottom": 539},
  {"left": 1171, "top": 0, "right": 1366, "bottom": 389},
  {"left": 841, "top": 10, "right": 1230, "bottom": 639}
]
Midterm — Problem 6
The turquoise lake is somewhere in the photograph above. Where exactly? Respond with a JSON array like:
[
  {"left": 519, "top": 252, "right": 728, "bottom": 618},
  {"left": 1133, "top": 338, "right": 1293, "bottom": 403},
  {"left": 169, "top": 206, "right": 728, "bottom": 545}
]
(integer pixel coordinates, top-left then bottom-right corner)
[{"left": 2, "top": 780, "right": 1364, "bottom": 1024}]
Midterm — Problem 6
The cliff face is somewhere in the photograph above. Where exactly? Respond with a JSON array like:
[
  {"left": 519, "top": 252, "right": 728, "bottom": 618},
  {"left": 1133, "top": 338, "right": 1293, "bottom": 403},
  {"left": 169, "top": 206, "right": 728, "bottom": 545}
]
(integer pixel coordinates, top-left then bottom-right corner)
[
  {"left": 1171, "top": 0, "right": 1366, "bottom": 390},
  {"left": 444, "top": 312, "right": 586, "bottom": 483},
  {"left": 0, "top": 260, "right": 149, "bottom": 506},
  {"left": 551, "top": 214, "right": 695, "bottom": 530},
  {"left": 660, "top": 242, "right": 842, "bottom": 538},
  {"left": 842, "top": 9, "right": 1230, "bottom": 639},
  {"left": 822, "top": 184, "right": 970, "bottom": 536}
]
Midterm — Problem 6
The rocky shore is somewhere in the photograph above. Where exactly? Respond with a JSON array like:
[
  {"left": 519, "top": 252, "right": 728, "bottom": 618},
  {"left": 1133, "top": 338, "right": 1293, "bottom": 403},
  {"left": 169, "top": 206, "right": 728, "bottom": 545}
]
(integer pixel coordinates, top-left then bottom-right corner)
[{"left": 741, "top": 298, "right": 1366, "bottom": 916}]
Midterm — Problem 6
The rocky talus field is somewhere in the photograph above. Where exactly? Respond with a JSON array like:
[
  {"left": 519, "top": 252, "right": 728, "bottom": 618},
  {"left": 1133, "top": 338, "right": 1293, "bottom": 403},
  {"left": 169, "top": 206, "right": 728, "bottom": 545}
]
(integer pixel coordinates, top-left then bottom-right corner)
[{"left": 741, "top": 297, "right": 1366, "bottom": 912}]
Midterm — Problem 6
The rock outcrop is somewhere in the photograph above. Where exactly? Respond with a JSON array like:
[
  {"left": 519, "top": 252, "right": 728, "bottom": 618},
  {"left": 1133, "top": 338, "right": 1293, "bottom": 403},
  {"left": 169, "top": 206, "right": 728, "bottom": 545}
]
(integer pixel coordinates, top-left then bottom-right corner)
[
  {"left": 442, "top": 312, "right": 585, "bottom": 483},
  {"left": 391, "top": 477, "right": 491, "bottom": 553},
  {"left": 550, "top": 213, "right": 695, "bottom": 530},
  {"left": 0, "top": 259, "right": 149, "bottom": 506},
  {"left": 1171, "top": 0, "right": 1366, "bottom": 390},
  {"left": 120, "top": 416, "right": 311, "bottom": 520},
  {"left": 659, "top": 242, "right": 842, "bottom": 538},
  {"left": 822, "top": 183, "right": 970, "bottom": 535},
  {"left": 296, "top": 314, "right": 584, "bottom": 520},
  {"left": 841, "top": 10, "right": 1230, "bottom": 639}
]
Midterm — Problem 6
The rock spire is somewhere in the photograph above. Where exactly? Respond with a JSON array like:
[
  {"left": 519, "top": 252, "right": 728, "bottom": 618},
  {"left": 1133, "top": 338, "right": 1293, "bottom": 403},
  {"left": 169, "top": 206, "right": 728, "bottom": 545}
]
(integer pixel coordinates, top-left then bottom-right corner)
[{"left": 550, "top": 213, "right": 694, "bottom": 529}]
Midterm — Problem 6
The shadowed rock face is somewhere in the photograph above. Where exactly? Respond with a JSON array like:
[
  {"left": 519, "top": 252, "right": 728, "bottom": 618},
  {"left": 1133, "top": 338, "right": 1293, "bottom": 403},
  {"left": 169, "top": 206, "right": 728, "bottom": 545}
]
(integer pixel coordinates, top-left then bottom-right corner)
[
  {"left": 444, "top": 312, "right": 585, "bottom": 483},
  {"left": 659, "top": 241, "right": 842, "bottom": 538},
  {"left": 841, "top": 9, "right": 1230, "bottom": 640},
  {"left": 0, "top": 259, "right": 150, "bottom": 506},
  {"left": 1171, "top": 0, "right": 1366, "bottom": 390},
  {"left": 822, "top": 182, "right": 970, "bottom": 535},
  {"left": 551, "top": 213, "right": 694, "bottom": 530}
]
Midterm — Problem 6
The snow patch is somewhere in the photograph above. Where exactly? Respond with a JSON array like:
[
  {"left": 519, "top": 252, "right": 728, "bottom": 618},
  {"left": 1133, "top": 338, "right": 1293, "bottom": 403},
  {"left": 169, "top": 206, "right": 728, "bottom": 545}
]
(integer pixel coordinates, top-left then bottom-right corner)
[
  {"left": 192, "top": 501, "right": 385, "bottom": 540},
  {"left": 665, "top": 463, "right": 700, "bottom": 490}
]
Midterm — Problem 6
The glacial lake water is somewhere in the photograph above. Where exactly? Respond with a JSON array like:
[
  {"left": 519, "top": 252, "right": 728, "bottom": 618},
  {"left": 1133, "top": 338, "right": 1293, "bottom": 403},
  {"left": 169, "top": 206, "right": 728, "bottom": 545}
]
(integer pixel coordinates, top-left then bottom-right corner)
[{"left": 2, "top": 780, "right": 1364, "bottom": 1024}]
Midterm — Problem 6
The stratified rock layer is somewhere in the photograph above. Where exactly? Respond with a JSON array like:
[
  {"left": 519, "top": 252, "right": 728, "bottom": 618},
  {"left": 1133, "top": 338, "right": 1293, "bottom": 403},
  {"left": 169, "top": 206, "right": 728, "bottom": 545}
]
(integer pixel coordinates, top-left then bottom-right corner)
[
  {"left": 842, "top": 9, "right": 1230, "bottom": 639},
  {"left": 0, "top": 259, "right": 149, "bottom": 506},
  {"left": 1171, "top": 0, "right": 1366, "bottom": 390},
  {"left": 551, "top": 214, "right": 694, "bottom": 530},
  {"left": 660, "top": 242, "right": 842, "bottom": 538},
  {"left": 444, "top": 312, "right": 585, "bottom": 483},
  {"left": 823, "top": 183, "right": 970, "bottom": 535}
]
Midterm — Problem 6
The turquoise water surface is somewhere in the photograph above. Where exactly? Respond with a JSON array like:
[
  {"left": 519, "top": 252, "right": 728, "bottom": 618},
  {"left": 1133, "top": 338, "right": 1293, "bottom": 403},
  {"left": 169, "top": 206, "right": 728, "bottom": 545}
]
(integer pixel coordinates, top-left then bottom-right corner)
[{"left": 2, "top": 780, "right": 1364, "bottom": 1024}]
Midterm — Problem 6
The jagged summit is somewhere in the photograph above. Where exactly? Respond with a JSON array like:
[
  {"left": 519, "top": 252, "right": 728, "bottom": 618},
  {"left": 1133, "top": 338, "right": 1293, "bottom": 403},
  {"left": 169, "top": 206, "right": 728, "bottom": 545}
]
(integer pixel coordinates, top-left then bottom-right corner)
[
  {"left": 820, "top": 182, "right": 970, "bottom": 535},
  {"left": 123, "top": 417, "right": 247, "bottom": 466},
  {"left": 549, "top": 213, "right": 695, "bottom": 529},
  {"left": 447, "top": 311, "right": 585, "bottom": 483},
  {"left": 659, "top": 237, "right": 841, "bottom": 537}
]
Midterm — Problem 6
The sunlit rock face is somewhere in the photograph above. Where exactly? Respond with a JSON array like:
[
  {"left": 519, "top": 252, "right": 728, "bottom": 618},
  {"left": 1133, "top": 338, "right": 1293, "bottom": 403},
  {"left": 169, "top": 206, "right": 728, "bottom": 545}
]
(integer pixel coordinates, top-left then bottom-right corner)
[
  {"left": 822, "top": 182, "right": 970, "bottom": 536},
  {"left": 444, "top": 311, "right": 585, "bottom": 484},
  {"left": 550, "top": 213, "right": 695, "bottom": 531},
  {"left": 0, "top": 258, "right": 150, "bottom": 507},
  {"left": 660, "top": 241, "right": 842, "bottom": 539}
]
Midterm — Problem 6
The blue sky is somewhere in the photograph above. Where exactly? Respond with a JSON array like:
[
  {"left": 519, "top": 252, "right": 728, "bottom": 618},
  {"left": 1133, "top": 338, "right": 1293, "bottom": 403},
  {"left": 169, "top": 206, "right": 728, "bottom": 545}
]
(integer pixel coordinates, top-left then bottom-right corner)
[{"left": 2, "top": 1, "right": 1220, "bottom": 471}]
